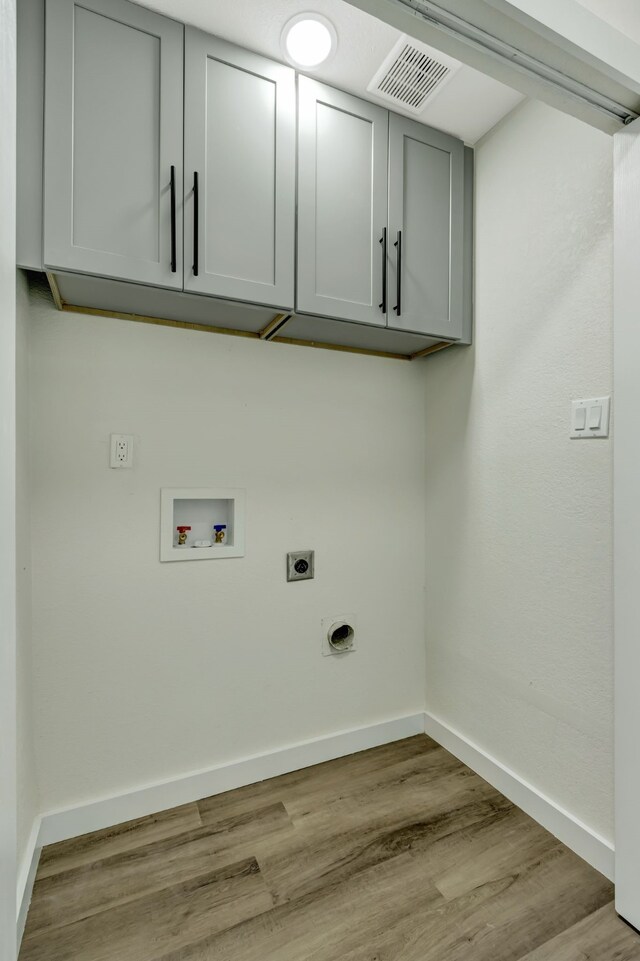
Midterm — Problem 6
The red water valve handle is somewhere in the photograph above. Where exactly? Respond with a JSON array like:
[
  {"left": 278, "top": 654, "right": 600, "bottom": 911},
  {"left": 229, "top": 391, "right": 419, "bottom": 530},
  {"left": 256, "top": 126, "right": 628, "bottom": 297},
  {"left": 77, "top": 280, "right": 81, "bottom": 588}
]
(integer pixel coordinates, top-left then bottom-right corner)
[{"left": 176, "top": 526, "right": 192, "bottom": 533}]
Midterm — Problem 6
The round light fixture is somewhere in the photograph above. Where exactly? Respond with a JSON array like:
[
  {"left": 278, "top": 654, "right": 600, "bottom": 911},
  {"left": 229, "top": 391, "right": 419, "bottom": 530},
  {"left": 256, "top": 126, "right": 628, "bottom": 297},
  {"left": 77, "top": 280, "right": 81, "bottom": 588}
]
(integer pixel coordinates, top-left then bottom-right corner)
[{"left": 281, "top": 13, "right": 337, "bottom": 69}]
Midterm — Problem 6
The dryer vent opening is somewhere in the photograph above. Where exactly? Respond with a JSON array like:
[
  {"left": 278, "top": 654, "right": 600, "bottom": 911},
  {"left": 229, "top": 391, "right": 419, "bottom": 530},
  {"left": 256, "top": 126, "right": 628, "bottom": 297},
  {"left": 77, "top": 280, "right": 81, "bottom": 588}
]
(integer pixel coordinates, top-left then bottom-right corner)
[{"left": 328, "top": 621, "right": 355, "bottom": 652}]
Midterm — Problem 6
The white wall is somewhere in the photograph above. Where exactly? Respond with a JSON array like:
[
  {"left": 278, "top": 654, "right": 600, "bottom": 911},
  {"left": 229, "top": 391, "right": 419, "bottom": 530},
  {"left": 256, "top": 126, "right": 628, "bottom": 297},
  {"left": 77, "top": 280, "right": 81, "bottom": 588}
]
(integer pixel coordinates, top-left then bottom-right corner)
[
  {"left": 424, "top": 98, "right": 614, "bottom": 840},
  {"left": 27, "top": 280, "right": 428, "bottom": 813},
  {"left": 0, "top": 0, "right": 18, "bottom": 957},
  {"left": 575, "top": 0, "right": 640, "bottom": 42},
  {"left": 16, "top": 270, "right": 39, "bottom": 918},
  {"left": 612, "top": 114, "right": 640, "bottom": 925},
  {"left": 0, "top": 0, "right": 16, "bottom": 961}
]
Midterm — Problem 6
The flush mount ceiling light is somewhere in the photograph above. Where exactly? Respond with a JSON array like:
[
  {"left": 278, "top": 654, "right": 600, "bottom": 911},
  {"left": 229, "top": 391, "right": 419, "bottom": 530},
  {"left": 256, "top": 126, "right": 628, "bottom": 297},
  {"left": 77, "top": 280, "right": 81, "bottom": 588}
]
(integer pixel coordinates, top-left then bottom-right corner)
[{"left": 281, "top": 13, "right": 337, "bottom": 69}]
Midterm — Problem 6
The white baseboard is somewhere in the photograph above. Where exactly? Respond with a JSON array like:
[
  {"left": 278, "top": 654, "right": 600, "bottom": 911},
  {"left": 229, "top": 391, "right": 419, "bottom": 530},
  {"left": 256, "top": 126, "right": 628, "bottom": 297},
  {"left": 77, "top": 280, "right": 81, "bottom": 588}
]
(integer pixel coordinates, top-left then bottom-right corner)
[
  {"left": 39, "top": 713, "right": 425, "bottom": 846},
  {"left": 17, "top": 816, "right": 42, "bottom": 945},
  {"left": 423, "top": 711, "right": 615, "bottom": 881},
  {"left": 30, "top": 709, "right": 612, "bottom": 921}
]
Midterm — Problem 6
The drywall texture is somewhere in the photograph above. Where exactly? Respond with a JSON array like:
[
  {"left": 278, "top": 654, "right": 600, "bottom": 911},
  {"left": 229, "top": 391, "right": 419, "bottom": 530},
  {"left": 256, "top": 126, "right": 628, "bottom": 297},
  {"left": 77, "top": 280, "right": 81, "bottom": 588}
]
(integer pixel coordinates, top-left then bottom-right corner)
[
  {"left": 424, "top": 99, "right": 614, "bottom": 840},
  {"left": 0, "top": 0, "right": 18, "bottom": 953},
  {"left": 27, "top": 281, "right": 427, "bottom": 812},
  {"left": 16, "top": 271, "right": 39, "bottom": 878},
  {"left": 576, "top": 0, "right": 640, "bottom": 42}
]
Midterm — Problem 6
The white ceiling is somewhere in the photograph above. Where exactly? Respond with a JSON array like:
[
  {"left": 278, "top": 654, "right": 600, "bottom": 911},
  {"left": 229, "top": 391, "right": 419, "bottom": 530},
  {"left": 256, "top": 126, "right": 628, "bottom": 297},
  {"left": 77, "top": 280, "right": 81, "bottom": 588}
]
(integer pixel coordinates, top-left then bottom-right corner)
[
  {"left": 134, "top": 0, "right": 524, "bottom": 144},
  {"left": 575, "top": 0, "right": 640, "bottom": 45}
]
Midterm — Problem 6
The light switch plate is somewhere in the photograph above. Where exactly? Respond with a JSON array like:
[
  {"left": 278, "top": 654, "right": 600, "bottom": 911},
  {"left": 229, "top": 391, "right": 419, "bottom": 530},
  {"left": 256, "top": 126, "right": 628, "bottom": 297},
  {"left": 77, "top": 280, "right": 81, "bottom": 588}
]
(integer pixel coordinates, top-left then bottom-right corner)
[{"left": 571, "top": 397, "right": 610, "bottom": 439}]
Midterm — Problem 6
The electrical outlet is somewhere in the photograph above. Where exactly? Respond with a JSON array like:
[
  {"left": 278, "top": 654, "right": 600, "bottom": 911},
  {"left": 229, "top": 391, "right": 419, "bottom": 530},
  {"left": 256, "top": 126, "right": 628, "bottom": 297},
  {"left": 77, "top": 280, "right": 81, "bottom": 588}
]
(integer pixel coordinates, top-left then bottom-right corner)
[
  {"left": 110, "top": 434, "right": 134, "bottom": 469},
  {"left": 287, "top": 550, "right": 314, "bottom": 581}
]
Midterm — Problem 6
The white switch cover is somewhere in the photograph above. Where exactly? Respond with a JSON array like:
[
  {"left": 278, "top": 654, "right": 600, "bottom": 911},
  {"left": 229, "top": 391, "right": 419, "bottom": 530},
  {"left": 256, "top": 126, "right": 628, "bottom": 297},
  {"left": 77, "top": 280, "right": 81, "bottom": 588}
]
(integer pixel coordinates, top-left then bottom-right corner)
[
  {"left": 588, "top": 405, "right": 602, "bottom": 430},
  {"left": 574, "top": 406, "right": 587, "bottom": 431},
  {"left": 571, "top": 398, "right": 610, "bottom": 439},
  {"left": 110, "top": 433, "right": 134, "bottom": 468}
]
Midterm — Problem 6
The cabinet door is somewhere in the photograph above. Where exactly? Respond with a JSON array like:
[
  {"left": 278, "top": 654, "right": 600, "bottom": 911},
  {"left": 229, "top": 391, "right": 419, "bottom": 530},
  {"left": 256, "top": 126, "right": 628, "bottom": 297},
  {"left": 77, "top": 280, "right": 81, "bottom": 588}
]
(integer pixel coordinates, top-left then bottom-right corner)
[
  {"left": 297, "top": 78, "right": 389, "bottom": 326},
  {"left": 44, "top": 0, "right": 184, "bottom": 288},
  {"left": 388, "top": 114, "right": 465, "bottom": 340},
  {"left": 184, "top": 30, "right": 295, "bottom": 310}
]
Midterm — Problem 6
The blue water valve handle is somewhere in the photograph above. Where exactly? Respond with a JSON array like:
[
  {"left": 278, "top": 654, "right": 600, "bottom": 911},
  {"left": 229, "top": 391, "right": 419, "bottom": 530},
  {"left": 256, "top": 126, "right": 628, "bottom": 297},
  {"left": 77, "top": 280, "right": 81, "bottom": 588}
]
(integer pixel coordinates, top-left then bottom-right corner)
[{"left": 213, "top": 523, "right": 227, "bottom": 545}]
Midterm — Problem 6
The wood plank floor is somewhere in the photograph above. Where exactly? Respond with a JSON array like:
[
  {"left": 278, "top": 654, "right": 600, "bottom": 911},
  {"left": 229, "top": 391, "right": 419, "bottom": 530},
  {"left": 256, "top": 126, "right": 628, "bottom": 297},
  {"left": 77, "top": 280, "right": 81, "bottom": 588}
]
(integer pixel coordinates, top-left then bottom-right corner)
[{"left": 20, "top": 736, "right": 640, "bottom": 961}]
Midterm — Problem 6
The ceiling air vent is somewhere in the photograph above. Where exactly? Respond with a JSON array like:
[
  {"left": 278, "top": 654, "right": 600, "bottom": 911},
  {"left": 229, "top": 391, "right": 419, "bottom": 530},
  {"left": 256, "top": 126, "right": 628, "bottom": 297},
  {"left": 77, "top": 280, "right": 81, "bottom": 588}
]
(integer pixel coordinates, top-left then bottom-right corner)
[{"left": 367, "top": 35, "right": 461, "bottom": 115}]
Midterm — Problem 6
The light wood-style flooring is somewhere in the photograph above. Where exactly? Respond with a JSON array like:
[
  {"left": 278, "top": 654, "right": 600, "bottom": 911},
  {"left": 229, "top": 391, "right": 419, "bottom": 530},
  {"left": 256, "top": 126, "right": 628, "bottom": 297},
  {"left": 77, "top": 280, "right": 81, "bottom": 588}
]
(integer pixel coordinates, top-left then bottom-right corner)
[{"left": 19, "top": 736, "right": 640, "bottom": 961}]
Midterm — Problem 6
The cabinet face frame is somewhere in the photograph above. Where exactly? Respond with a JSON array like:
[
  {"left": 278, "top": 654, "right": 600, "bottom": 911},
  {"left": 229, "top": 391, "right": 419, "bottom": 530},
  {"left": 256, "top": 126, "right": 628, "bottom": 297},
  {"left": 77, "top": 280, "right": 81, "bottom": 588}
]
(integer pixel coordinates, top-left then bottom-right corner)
[
  {"left": 43, "top": 0, "right": 184, "bottom": 288},
  {"left": 296, "top": 77, "right": 389, "bottom": 327},
  {"left": 387, "top": 113, "right": 465, "bottom": 341},
  {"left": 183, "top": 29, "right": 296, "bottom": 311}
]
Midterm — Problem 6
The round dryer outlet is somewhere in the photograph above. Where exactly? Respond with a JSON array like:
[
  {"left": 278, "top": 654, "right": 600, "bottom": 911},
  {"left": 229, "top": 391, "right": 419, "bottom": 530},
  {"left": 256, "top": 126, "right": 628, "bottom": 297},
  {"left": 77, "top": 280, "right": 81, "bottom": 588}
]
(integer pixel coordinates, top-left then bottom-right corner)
[{"left": 321, "top": 615, "right": 357, "bottom": 656}]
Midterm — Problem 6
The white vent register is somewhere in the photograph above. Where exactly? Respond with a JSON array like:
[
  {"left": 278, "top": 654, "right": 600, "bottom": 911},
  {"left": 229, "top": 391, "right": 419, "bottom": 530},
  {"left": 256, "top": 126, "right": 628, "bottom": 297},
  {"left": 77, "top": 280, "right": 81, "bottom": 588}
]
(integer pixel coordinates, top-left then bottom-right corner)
[{"left": 368, "top": 35, "right": 460, "bottom": 114}]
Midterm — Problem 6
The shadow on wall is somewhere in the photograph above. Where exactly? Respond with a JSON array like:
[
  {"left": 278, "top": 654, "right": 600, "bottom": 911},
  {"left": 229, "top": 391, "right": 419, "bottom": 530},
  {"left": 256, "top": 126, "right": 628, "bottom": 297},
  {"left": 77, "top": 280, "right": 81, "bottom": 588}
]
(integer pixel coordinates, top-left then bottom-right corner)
[
  {"left": 423, "top": 341, "right": 475, "bottom": 496},
  {"left": 422, "top": 97, "right": 613, "bottom": 842}
]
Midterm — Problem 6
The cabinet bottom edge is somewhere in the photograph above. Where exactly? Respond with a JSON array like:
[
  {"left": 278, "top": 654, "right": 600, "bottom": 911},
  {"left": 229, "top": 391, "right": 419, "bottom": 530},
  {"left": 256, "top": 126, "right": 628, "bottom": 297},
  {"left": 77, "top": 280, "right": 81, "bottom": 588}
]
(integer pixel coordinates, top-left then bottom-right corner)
[{"left": 43, "top": 272, "right": 454, "bottom": 362}]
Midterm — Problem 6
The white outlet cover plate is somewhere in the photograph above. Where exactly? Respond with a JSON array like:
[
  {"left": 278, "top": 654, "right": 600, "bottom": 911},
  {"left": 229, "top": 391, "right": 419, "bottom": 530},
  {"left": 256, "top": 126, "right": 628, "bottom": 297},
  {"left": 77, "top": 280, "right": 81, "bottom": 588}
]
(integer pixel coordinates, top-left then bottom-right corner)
[
  {"left": 571, "top": 397, "right": 611, "bottom": 438},
  {"left": 321, "top": 614, "right": 357, "bottom": 657},
  {"left": 110, "top": 433, "right": 134, "bottom": 468}
]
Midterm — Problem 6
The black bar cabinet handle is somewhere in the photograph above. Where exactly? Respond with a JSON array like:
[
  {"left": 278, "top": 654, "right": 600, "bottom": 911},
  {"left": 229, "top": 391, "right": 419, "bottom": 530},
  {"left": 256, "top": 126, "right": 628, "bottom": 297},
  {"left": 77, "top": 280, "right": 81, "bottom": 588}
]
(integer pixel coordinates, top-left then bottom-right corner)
[
  {"left": 193, "top": 171, "right": 199, "bottom": 277},
  {"left": 394, "top": 230, "right": 402, "bottom": 316},
  {"left": 169, "top": 165, "right": 176, "bottom": 273},
  {"left": 379, "top": 227, "right": 387, "bottom": 314}
]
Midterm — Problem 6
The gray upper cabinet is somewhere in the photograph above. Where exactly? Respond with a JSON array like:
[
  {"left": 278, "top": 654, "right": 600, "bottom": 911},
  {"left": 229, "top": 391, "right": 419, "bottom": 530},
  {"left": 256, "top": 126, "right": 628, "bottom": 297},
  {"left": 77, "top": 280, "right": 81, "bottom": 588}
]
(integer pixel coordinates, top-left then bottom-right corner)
[
  {"left": 184, "top": 30, "right": 295, "bottom": 310},
  {"left": 29, "top": 0, "right": 472, "bottom": 354},
  {"left": 387, "top": 113, "right": 465, "bottom": 340},
  {"left": 44, "top": 0, "right": 184, "bottom": 288},
  {"left": 297, "top": 78, "right": 389, "bottom": 326}
]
